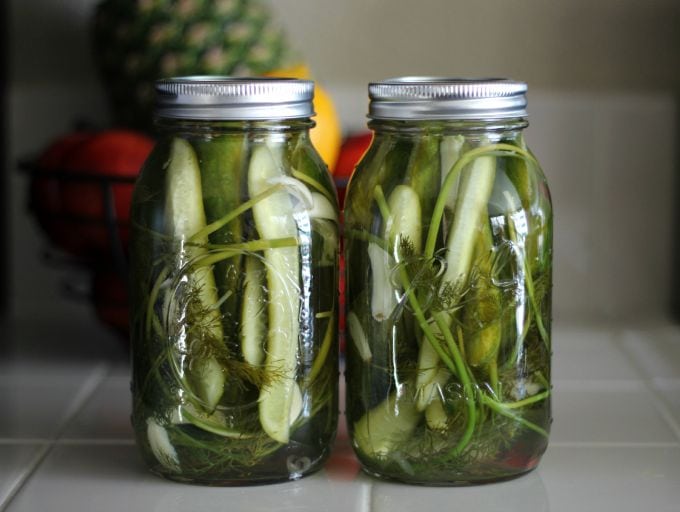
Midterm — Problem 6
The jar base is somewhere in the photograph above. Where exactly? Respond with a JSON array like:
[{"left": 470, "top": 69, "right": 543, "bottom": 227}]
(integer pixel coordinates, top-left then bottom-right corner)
[
  {"left": 148, "top": 464, "right": 324, "bottom": 487},
  {"left": 359, "top": 464, "right": 538, "bottom": 487}
]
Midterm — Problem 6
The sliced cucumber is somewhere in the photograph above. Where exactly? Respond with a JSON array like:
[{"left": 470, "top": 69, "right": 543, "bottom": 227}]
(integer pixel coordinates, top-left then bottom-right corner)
[
  {"left": 439, "top": 135, "right": 465, "bottom": 211},
  {"left": 385, "top": 184, "right": 422, "bottom": 256},
  {"left": 464, "top": 221, "right": 501, "bottom": 367},
  {"left": 422, "top": 368, "right": 451, "bottom": 430},
  {"left": 241, "top": 256, "right": 267, "bottom": 366},
  {"left": 347, "top": 310, "right": 372, "bottom": 362},
  {"left": 368, "top": 242, "right": 397, "bottom": 321},
  {"left": 415, "top": 334, "right": 441, "bottom": 411},
  {"left": 440, "top": 155, "right": 496, "bottom": 288},
  {"left": 353, "top": 387, "right": 420, "bottom": 458},
  {"left": 414, "top": 153, "right": 496, "bottom": 407},
  {"left": 248, "top": 142, "right": 301, "bottom": 444},
  {"left": 309, "top": 192, "right": 338, "bottom": 221},
  {"left": 165, "top": 138, "right": 224, "bottom": 410},
  {"left": 179, "top": 403, "right": 253, "bottom": 439}
]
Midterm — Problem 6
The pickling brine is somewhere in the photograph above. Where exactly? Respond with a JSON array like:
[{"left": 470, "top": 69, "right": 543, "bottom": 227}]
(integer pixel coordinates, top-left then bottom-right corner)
[
  {"left": 344, "top": 78, "right": 552, "bottom": 484},
  {"left": 129, "top": 78, "right": 339, "bottom": 485}
]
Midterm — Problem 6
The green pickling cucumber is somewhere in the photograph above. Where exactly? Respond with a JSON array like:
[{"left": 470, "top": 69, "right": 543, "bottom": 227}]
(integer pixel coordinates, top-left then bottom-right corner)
[{"left": 194, "top": 135, "right": 246, "bottom": 345}]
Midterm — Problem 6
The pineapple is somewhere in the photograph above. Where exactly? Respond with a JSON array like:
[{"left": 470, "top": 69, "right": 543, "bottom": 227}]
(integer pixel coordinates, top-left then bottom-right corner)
[{"left": 92, "top": 0, "right": 293, "bottom": 131}]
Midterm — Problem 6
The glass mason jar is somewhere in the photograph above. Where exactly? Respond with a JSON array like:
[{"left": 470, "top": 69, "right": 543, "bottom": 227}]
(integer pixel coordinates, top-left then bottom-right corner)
[
  {"left": 129, "top": 77, "right": 339, "bottom": 485},
  {"left": 344, "top": 78, "right": 552, "bottom": 484}
]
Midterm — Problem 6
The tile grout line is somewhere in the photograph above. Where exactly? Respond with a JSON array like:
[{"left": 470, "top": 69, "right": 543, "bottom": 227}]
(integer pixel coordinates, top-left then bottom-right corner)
[
  {"left": 365, "top": 480, "right": 374, "bottom": 512},
  {"left": 55, "top": 439, "right": 135, "bottom": 446},
  {"left": 639, "top": 381, "right": 680, "bottom": 443},
  {"left": 0, "top": 439, "right": 50, "bottom": 445},
  {"left": 53, "top": 363, "right": 111, "bottom": 441},
  {"left": 0, "top": 363, "right": 110, "bottom": 512},
  {"left": 550, "top": 441, "right": 680, "bottom": 448},
  {"left": 0, "top": 443, "right": 51, "bottom": 512},
  {"left": 612, "top": 328, "right": 680, "bottom": 442},
  {"left": 613, "top": 325, "right": 673, "bottom": 382}
]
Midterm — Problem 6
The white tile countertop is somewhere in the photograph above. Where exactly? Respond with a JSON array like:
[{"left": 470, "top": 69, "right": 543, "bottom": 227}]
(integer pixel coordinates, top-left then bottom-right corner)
[{"left": 1, "top": 321, "right": 679, "bottom": 512}]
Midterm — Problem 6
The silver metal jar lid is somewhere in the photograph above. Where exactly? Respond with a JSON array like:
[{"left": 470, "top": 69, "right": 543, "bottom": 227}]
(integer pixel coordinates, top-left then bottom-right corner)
[
  {"left": 368, "top": 77, "right": 527, "bottom": 120},
  {"left": 154, "top": 76, "right": 315, "bottom": 120}
]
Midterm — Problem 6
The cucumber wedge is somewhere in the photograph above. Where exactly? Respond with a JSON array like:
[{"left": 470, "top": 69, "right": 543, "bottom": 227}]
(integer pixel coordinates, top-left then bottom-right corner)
[
  {"left": 309, "top": 192, "right": 338, "bottom": 221},
  {"left": 241, "top": 256, "right": 267, "bottom": 366},
  {"left": 353, "top": 387, "right": 419, "bottom": 458},
  {"left": 415, "top": 334, "right": 441, "bottom": 411},
  {"left": 464, "top": 221, "right": 501, "bottom": 367},
  {"left": 179, "top": 403, "right": 253, "bottom": 439},
  {"left": 424, "top": 367, "right": 452, "bottom": 430},
  {"left": 165, "top": 138, "right": 224, "bottom": 410},
  {"left": 248, "top": 142, "right": 301, "bottom": 444},
  {"left": 368, "top": 242, "right": 397, "bottom": 321},
  {"left": 439, "top": 135, "right": 465, "bottom": 211},
  {"left": 385, "top": 185, "right": 422, "bottom": 255},
  {"left": 414, "top": 154, "right": 496, "bottom": 405},
  {"left": 440, "top": 155, "right": 496, "bottom": 288},
  {"left": 347, "top": 310, "right": 372, "bottom": 362}
]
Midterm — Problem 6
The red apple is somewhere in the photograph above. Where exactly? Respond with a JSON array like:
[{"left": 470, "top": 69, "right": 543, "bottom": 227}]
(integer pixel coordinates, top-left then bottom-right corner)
[
  {"left": 30, "top": 129, "right": 154, "bottom": 259},
  {"left": 62, "top": 130, "right": 154, "bottom": 221}
]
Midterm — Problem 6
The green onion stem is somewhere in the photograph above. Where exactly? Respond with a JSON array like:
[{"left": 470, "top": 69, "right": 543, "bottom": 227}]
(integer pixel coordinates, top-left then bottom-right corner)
[
  {"left": 495, "top": 389, "right": 551, "bottom": 410},
  {"left": 146, "top": 266, "right": 170, "bottom": 338},
  {"left": 481, "top": 394, "right": 549, "bottom": 437},
  {"left": 504, "top": 192, "right": 549, "bottom": 349},
  {"left": 344, "top": 229, "right": 390, "bottom": 250},
  {"left": 488, "top": 360, "right": 499, "bottom": 396},
  {"left": 190, "top": 237, "right": 299, "bottom": 269},
  {"left": 188, "top": 183, "right": 287, "bottom": 243},
  {"left": 373, "top": 186, "right": 458, "bottom": 376},
  {"left": 306, "top": 314, "right": 335, "bottom": 385},
  {"left": 424, "top": 144, "right": 537, "bottom": 259},
  {"left": 375, "top": 184, "right": 477, "bottom": 456},
  {"left": 432, "top": 311, "right": 477, "bottom": 456},
  {"left": 199, "top": 237, "right": 300, "bottom": 252}
]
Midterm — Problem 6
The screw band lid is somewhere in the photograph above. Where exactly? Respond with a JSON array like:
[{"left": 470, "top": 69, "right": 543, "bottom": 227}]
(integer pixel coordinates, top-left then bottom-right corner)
[
  {"left": 155, "top": 76, "right": 315, "bottom": 120},
  {"left": 368, "top": 77, "right": 527, "bottom": 120}
]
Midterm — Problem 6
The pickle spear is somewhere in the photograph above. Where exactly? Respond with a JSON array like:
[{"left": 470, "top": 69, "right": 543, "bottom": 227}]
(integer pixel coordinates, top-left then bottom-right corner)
[
  {"left": 415, "top": 154, "right": 496, "bottom": 412},
  {"left": 164, "top": 138, "right": 224, "bottom": 410},
  {"left": 248, "top": 142, "right": 301, "bottom": 444}
]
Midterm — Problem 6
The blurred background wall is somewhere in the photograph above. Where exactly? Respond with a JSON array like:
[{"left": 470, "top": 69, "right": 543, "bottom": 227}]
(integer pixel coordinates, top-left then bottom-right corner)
[{"left": 5, "top": 0, "right": 680, "bottom": 356}]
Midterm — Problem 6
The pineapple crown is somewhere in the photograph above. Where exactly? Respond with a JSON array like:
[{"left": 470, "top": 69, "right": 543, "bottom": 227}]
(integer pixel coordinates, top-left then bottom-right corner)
[{"left": 92, "top": 0, "right": 294, "bottom": 132}]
